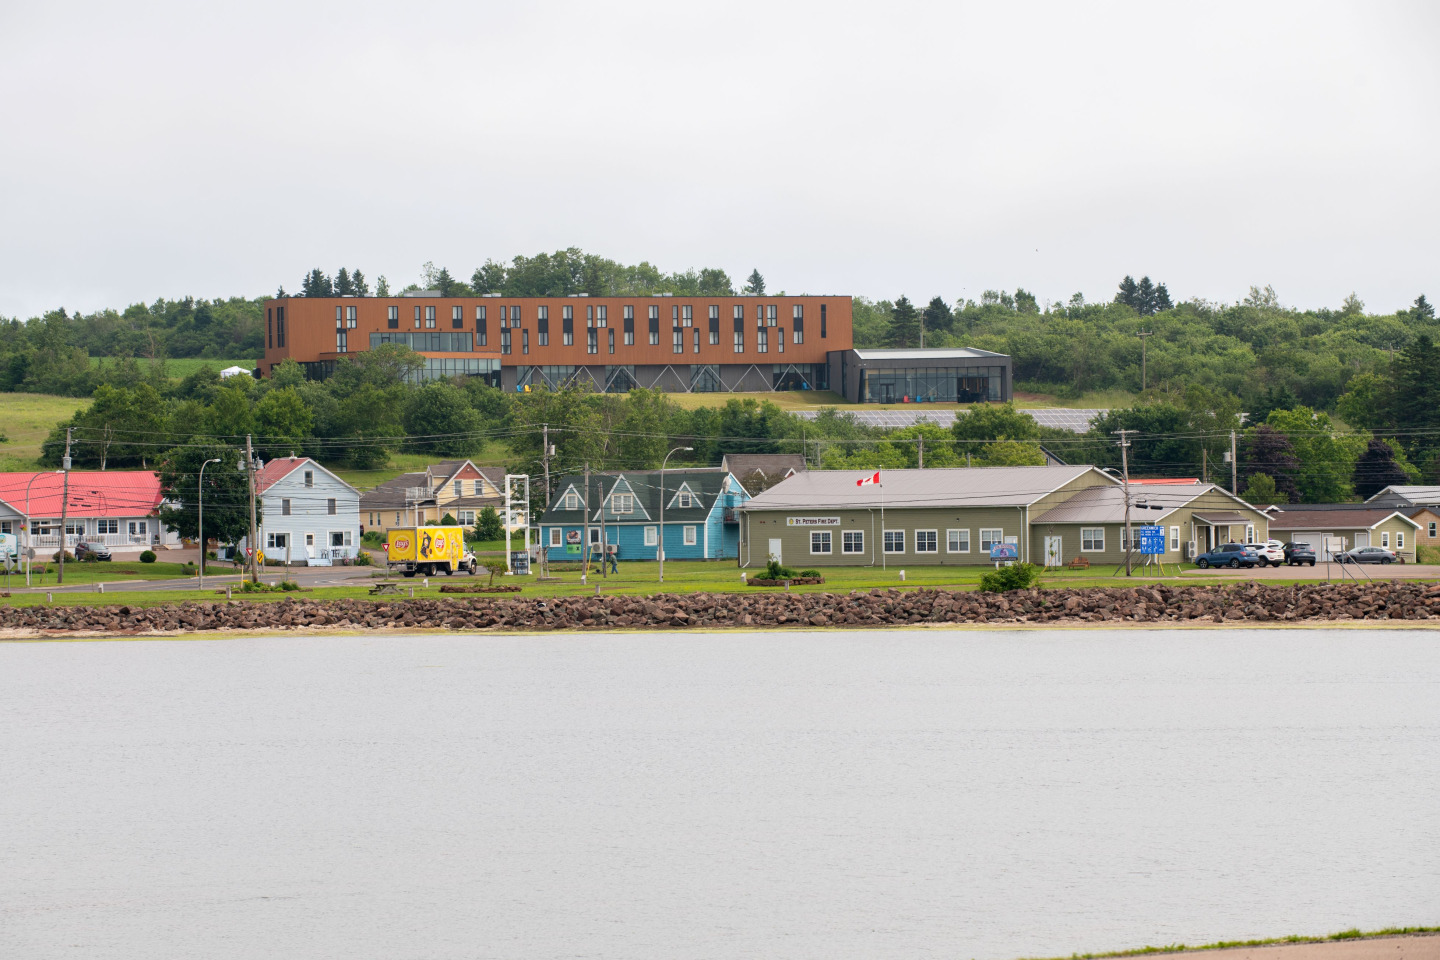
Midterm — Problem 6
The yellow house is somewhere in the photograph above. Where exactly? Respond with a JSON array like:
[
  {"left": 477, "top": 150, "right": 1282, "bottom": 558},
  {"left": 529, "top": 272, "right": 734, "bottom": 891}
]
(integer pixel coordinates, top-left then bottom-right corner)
[{"left": 360, "top": 460, "right": 512, "bottom": 534}]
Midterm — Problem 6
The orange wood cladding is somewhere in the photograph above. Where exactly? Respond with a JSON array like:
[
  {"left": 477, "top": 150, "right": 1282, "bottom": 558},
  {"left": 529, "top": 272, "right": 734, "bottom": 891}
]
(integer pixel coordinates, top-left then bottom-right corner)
[{"left": 261, "top": 295, "right": 851, "bottom": 373}]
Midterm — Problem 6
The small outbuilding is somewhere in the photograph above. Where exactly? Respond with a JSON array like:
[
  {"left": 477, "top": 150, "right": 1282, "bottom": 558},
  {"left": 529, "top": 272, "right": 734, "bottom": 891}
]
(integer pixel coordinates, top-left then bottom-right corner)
[{"left": 1267, "top": 506, "right": 1422, "bottom": 562}]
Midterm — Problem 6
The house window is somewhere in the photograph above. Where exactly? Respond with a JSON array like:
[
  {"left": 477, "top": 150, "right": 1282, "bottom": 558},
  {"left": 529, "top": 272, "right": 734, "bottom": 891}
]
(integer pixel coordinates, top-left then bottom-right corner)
[
  {"left": 672, "top": 329, "right": 683, "bottom": 354},
  {"left": 777, "top": 327, "right": 785, "bottom": 353},
  {"left": 1380, "top": 531, "right": 1390, "bottom": 547},
  {"left": 387, "top": 305, "right": 399, "bottom": 329},
  {"left": 304, "top": 470, "right": 313, "bottom": 487},
  {"left": 648, "top": 305, "right": 660, "bottom": 345},
  {"left": 266, "top": 532, "right": 288, "bottom": 550},
  {"left": 979, "top": 528, "right": 1004, "bottom": 552},
  {"left": 476, "top": 306, "right": 487, "bottom": 346},
  {"left": 947, "top": 529, "right": 969, "bottom": 553},
  {"left": 563, "top": 308, "right": 574, "bottom": 346},
  {"left": 307, "top": 533, "right": 317, "bottom": 548},
  {"left": 611, "top": 493, "right": 634, "bottom": 514},
  {"left": 276, "top": 306, "right": 285, "bottom": 346},
  {"left": 1170, "top": 526, "right": 1180, "bottom": 552},
  {"left": 267, "top": 308, "right": 273, "bottom": 348},
  {"left": 1246, "top": 524, "right": 1256, "bottom": 544},
  {"left": 811, "top": 530, "right": 832, "bottom": 554},
  {"left": 1397, "top": 531, "right": 1405, "bottom": 549},
  {"left": 327, "top": 498, "right": 337, "bottom": 515},
  {"left": 693, "top": 329, "right": 700, "bottom": 353},
  {"left": 345, "top": 306, "right": 356, "bottom": 327},
  {"left": 65, "top": 520, "right": 85, "bottom": 537},
  {"left": 1081, "top": 528, "right": 1105, "bottom": 552},
  {"left": 883, "top": 530, "right": 905, "bottom": 553},
  {"left": 97, "top": 518, "right": 118, "bottom": 535},
  {"left": 766, "top": 304, "right": 777, "bottom": 325},
  {"left": 842, "top": 530, "right": 865, "bottom": 554},
  {"left": 330, "top": 530, "right": 353, "bottom": 548},
  {"left": 708, "top": 305, "right": 720, "bottom": 344},
  {"left": 425, "top": 306, "right": 436, "bottom": 328},
  {"left": 282, "top": 498, "right": 291, "bottom": 516},
  {"left": 1430, "top": 521, "right": 1437, "bottom": 538},
  {"left": 549, "top": 527, "right": 562, "bottom": 547},
  {"left": 683, "top": 525, "right": 697, "bottom": 546},
  {"left": 676, "top": 491, "right": 693, "bottom": 508},
  {"left": 624, "top": 306, "right": 635, "bottom": 345},
  {"left": 457, "top": 510, "right": 475, "bottom": 525},
  {"left": 588, "top": 329, "right": 598, "bottom": 354},
  {"left": 793, "top": 304, "right": 804, "bottom": 344},
  {"left": 915, "top": 530, "right": 938, "bottom": 553},
  {"left": 452, "top": 305, "right": 463, "bottom": 329},
  {"left": 336, "top": 330, "right": 347, "bottom": 353},
  {"left": 472, "top": 479, "right": 482, "bottom": 496},
  {"left": 413, "top": 306, "right": 422, "bottom": 328},
  {"left": 644, "top": 526, "right": 658, "bottom": 546},
  {"left": 564, "top": 492, "right": 579, "bottom": 511},
  {"left": 521, "top": 329, "right": 529, "bottom": 354}
]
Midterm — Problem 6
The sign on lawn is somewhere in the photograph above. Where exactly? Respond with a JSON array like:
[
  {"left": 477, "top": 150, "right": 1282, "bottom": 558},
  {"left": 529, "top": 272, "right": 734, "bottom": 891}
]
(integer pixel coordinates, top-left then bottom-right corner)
[
  {"left": 988, "top": 542, "right": 1019, "bottom": 561},
  {"left": 510, "top": 550, "right": 531, "bottom": 575},
  {"left": 1137, "top": 525, "right": 1166, "bottom": 555}
]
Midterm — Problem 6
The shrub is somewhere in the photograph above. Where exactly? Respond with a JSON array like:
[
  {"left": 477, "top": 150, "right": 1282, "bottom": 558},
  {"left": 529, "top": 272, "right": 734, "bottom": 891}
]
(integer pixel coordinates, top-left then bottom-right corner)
[
  {"left": 764, "top": 559, "right": 798, "bottom": 580},
  {"left": 139, "top": 550, "right": 157, "bottom": 564},
  {"left": 51, "top": 550, "right": 75, "bottom": 563},
  {"left": 797, "top": 569, "right": 821, "bottom": 579},
  {"left": 280, "top": 579, "right": 301, "bottom": 591},
  {"left": 979, "top": 562, "right": 1042, "bottom": 593},
  {"left": 352, "top": 550, "right": 374, "bottom": 566},
  {"left": 82, "top": 552, "right": 99, "bottom": 563},
  {"left": 476, "top": 507, "right": 505, "bottom": 542},
  {"left": 440, "top": 513, "right": 458, "bottom": 526},
  {"left": 361, "top": 530, "right": 385, "bottom": 547}
]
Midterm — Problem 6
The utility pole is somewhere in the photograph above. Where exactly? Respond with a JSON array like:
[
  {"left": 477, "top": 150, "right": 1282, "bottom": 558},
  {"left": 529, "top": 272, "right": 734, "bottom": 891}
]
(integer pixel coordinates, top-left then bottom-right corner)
[
  {"left": 1230, "top": 429, "right": 1238, "bottom": 495},
  {"left": 1114, "top": 429, "right": 1137, "bottom": 577},
  {"left": 541, "top": 423, "right": 551, "bottom": 578},
  {"left": 582, "top": 461, "right": 590, "bottom": 584},
  {"left": 917, "top": 435, "right": 924, "bottom": 469},
  {"left": 1202, "top": 447, "right": 1208, "bottom": 484},
  {"left": 598, "top": 470, "right": 607, "bottom": 580},
  {"left": 246, "top": 435, "right": 259, "bottom": 585},
  {"left": 57, "top": 427, "right": 71, "bottom": 584},
  {"left": 1137, "top": 331, "right": 1153, "bottom": 391}
]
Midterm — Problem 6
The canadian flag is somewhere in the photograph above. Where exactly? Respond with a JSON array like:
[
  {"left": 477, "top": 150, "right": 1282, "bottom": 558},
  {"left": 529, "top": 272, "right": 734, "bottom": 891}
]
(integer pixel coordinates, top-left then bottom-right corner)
[{"left": 856, "top": 471, "right": 881, "bottom": 487}]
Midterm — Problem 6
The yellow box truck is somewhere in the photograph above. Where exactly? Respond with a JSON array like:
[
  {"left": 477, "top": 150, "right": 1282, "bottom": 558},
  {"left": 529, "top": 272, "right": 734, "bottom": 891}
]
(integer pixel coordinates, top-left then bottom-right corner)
[{"left": 385, "top": 525, "right": 477, "bottom": 577}]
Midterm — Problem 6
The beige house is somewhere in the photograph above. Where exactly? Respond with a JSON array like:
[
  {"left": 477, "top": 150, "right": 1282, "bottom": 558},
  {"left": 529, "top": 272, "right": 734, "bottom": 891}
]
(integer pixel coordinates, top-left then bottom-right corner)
[
  {"left": 1030, "top": 483, "right": 1271, "bottom": 567},
  {"left": 1412, "top": 507, "right": 1440, "bottom": 553},
  {"left": 360, "top": 460, "right": 514, "bottom": 534},
  {"left": 1267, "top": 507, "right": 1422, "bottom": 562}
]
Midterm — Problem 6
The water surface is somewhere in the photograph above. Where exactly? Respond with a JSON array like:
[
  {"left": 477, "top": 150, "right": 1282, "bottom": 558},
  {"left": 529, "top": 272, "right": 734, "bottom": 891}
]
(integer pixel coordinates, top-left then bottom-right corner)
[{"left": 2, "top": 629, "right": 1437, "bottom": 959}]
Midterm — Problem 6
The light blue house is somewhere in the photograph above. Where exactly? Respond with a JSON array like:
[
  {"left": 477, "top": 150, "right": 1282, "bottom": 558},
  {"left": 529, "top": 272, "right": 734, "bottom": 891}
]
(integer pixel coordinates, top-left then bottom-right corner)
[
  {"left": 237, "top": 456, "right": 362, "bottom": 565},
  {"left": 539, "top": 468, "right": 749, "bottom": 561}
]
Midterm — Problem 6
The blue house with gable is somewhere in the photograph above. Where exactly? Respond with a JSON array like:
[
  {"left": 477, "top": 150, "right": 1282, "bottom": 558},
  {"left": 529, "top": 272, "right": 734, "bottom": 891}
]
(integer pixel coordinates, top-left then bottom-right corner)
[{"left": 539, "top": 468, "right": 749, "bottom": 561}]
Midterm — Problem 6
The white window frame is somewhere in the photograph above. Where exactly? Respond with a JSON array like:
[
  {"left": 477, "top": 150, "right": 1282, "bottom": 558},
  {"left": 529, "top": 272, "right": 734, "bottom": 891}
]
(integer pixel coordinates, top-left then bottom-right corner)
[
  {"left": 979, "top": 528, "right": 1003, "bottom": 552},
  {"left": 266, "top": 532, "right": 288, "bottom": 550},
  {"left": 1380, "top": 531, "right": 1389, "bottom": 548},
  {"left": 810, "top": 530, "right": 832, "bottom": 554},
  {"left": 883, "top": 529, "right": 905, "bottom": 554},
  {"left": 842, "top": 530, "right": 865, "bottom": 554},
  {"left": 1246, "top": 524, "right": 1256, "bottom": 544},
  {"left": 1169, "top": 525, "right": 1180, "bottom": 552},
  {"left": 305, "top": 533, "right": 315, "bottom": 546},
  {"left": 1081, "top": 528, "right": 1105, "bottom": 552},
  {"left": 304, "top": 470, "right": 314, "bottom": 487},
  {"left": 611, "top": 493, "right": 634, "bottom": 514},
  {"left": 1429, "top": 521, "right": 1437, "bottom": 538},
  {"left": 1396, "top": 531, "right": 1405, "bottom": 549},
  {"left": 683, "top": 525, "right": 697, "bottom": 546},
  {"left": 96, "top": 518, "right": 119, "bottom": 535},
  {"left": 457, "top": 510, "right": 475, "bottom": 525},
  {"left": 549, "top": 527, "right": 562, "bottom": 547},
  {"left": 281, "top": 498, "right": 291, "bottom": 516},
  {"left": 644, "top": 526, "right": 658, "bottom": 546},
  {"left": 677, "top": 491, "right": 693, "bottom": 509},
  {"left": 564, "top": 492, "right": 579, "bottom": 511},
  {"left": 329, "top": 530, "right": 353, "bottom": 548},
  {"left": 947, "top": 528, "right": 970, "bottom": 553},
  {"left": 914, "top": 529, "right": 938, "bottom": 553}
]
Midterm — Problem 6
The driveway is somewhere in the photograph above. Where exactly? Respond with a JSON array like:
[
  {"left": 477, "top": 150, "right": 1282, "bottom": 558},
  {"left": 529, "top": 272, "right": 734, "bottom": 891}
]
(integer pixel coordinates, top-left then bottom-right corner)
[{"left": 1182, "top": 562, "right": 1440, "bottom": 581}]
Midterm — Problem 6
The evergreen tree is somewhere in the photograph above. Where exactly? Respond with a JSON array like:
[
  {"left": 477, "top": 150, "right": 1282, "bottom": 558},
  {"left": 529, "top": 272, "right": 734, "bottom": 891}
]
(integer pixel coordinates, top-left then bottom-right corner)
[
  {"left": 1153, "top": 283, "right": 1173, "bottom": 312},
  {"left": 376, "top": 275, "right": 390, "bottom": 297},
  {"left": 1136, "top": 276, "right": 1157, "bottom": 314},
  {"left": 276, "top": 285, "right": 287, "bottom": 298},
  {"left": 301, "top": 269, "right": 333, "bottom": 297},
  {"left": 1352, "top": 438, "right": 1411, "bottom": 500},
  {"left": 1115, "top": 275, "right": 1139, "bottom": 310},
  {"left": 335, "top": 267, "right": 354, "bottom": 296},
  {"left": 743, "top": 269, "right": 766, "bottom": 295},
  {"left": 887, "top": 295, "right": 921, "bottom": 348},
  {"left": 1240, "top": 472, "right": 1286, "bottom": 505},
  {"left": 434, "top": 267, "right": 460, "bottom": 297},
  {"left": 922, "top": 296, "right": 954, "bottom": 335},
  {"left": 352, "top": 270, "right": 369, "bottom": 297},
  {"left": 1412, "top": 294, "right": 1435, "bottom": 321}
]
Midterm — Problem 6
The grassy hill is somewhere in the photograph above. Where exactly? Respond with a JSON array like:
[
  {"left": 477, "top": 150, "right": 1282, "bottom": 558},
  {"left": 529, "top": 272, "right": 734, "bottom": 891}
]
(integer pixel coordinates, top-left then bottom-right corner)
[{"left": 0, "top": 394, "right": 90, "bottom": 471}]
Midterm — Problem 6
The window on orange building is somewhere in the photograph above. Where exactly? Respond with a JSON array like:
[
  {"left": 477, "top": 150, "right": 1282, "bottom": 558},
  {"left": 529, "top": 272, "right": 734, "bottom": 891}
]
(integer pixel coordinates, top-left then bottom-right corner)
[
  {"left": 388, "top": 305, "right": 399, "bottom": 329},
  {"left": 475, "top": 306, "right": 486, "bottom": 345},
  {"left": 649, "top": 305, "right": 660, "bottom": 345}
]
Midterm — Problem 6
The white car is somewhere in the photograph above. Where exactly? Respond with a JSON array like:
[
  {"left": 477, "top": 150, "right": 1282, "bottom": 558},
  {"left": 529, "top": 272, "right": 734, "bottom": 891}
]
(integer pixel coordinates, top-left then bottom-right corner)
[{"left": 1253, "top": 539, "right": 1285, "bottom": 567}]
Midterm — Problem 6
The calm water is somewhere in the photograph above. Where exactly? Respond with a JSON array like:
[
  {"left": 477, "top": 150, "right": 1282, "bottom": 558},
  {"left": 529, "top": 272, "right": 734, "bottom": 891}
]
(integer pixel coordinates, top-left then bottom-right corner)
[{"left": 2, "top": 629, "right": 1438, "bottom": 960}]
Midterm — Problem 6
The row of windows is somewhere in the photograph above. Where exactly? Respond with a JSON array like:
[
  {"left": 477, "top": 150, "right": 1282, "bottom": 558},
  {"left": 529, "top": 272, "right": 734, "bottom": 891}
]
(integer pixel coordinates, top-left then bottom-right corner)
[
  {"left": 515, "top": 363, "right": 829, "bottom": 393},
  {"left": 547, "top": 525, "right": 698, "bottom": 547},
  {"left": 279, "top": 497, "right": 340, "bottom": 516},
  {"left": 267, "top": 306, "right": 287, "bottom": 349},
  {"left": 559, "top": 491, "right": 696, "bottom": 512},
  {"left": 264, "top": 530, "right": 353, "bottom": 550},
  {"left": 809, "top": 528, "right": 1009, "bottom": 555}
]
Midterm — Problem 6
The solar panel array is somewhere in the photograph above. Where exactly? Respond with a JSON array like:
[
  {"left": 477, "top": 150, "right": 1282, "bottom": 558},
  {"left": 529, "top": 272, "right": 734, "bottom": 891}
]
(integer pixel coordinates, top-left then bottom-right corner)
[{"left": 792, "top": 408, "right": 1106, "bottom": 434}]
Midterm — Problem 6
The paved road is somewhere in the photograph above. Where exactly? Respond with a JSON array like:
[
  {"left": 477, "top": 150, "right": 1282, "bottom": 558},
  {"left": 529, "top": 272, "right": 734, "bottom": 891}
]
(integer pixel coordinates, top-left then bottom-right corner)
[{"left": 1182, "top": 562, "right": 1440, "bottom": 581}]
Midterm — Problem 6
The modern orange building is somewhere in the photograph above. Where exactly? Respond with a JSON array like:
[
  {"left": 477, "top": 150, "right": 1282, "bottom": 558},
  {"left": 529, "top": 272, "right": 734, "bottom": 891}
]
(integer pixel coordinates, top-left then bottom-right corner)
[{"left": 261, "top": 293, "right": 852, "bottom": 394}]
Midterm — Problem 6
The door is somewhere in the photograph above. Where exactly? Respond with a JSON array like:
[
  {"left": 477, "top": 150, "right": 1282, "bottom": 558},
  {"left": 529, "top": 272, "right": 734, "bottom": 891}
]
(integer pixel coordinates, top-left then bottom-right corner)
[
  {"left": 768, "top": 538, "right": 782, "bottom": 565},
  {"left": 1044, "top": 536, "right": 1063, "bottom": 568}
]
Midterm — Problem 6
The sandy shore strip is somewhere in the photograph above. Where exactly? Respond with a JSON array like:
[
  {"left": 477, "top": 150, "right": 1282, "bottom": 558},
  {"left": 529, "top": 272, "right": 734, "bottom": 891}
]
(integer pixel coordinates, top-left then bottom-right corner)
[{"left": 1032, "top": 933, "right": 1440, "bottom": 960}]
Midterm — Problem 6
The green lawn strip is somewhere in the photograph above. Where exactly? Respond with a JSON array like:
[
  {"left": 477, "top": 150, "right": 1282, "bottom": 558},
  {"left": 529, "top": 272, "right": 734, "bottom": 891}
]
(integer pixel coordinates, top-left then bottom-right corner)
[
  {"left": 6, "top": 561, "right": 198, "bottom": 587},
  {"left": 1019, "top": 925, "right": 1440, "bottom": 960}
]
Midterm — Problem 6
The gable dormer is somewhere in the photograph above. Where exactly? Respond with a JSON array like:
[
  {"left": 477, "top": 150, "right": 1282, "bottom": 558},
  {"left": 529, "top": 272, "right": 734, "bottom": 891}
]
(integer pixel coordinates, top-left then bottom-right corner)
[
  {"left": 593, "top": 475, "right": 653, "bottom": 521},
  {"left": 667, "top": 481, "right": 704, "bottom": 511}
]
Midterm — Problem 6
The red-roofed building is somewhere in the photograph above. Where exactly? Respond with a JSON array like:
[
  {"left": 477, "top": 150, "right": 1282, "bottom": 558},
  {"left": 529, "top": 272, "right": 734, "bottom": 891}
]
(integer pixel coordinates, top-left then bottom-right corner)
[{"left": 0, "top": 471, "right": 177, "bottom": 555}]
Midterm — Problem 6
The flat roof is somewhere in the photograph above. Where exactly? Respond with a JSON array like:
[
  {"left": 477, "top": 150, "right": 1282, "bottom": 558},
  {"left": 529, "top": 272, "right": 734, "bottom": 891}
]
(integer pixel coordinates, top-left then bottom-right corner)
[{"left": 851, "top": 348, "right": 1008, "bottom": 361}]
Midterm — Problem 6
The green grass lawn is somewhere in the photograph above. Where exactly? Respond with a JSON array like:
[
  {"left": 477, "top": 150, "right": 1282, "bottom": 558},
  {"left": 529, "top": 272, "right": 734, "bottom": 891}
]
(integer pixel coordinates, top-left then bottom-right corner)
[
  {"left": 3, "top": 559, "right": 198, "bottom": 588},
  {"left": 0, "top": 393, "right": 91, "bottom": 471}
]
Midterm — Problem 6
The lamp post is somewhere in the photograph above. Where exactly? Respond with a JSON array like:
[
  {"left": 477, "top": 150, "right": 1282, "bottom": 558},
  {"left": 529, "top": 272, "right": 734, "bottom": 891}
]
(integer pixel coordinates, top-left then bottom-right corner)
[
  {"left": 23, "top": 470, "right": 63, "bottom": 587},
  {"left": 198, "top": 458, "right": 221, "bottom": 588},
  {"left": 657, "top": 446, "right": 693, "bottom": 584}
]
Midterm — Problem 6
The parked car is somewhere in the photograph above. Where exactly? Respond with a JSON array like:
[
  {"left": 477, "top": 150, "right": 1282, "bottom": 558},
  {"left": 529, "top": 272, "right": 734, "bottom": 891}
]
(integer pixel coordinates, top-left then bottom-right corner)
[
  {"left": 1282, "top": 541, "right": 1317, "bottom": 566},
  {"left": 1194, "top": 542, "right": 1261, "bottom": 568},
  {"left": 1253, "top": 540, "right": 1286, "bottom": 566},
  {"left": 74, "top": 541, "right": 112, "bottom": 561},
  {"left": 1339, "top": 545, "right": 1398, "bottom": 564}
]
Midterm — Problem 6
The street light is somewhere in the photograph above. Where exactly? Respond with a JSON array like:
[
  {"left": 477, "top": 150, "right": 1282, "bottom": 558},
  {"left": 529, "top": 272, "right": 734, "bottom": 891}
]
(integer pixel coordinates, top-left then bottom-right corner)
[
  {"left": 23, "top": 470, "right": 63, "bottom": 587},
  {"left": 198, "top": 458, "right": 221, "bottom": 588},
  {"left": 657, "top": 446, "right": 693, "bottom": 584}
]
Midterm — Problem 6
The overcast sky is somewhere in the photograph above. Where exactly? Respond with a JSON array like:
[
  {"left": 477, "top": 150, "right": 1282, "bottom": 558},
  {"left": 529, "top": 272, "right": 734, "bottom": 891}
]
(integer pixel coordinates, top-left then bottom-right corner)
[{"left": 2, "top": 1, "right": 1436, "bottom": 319}]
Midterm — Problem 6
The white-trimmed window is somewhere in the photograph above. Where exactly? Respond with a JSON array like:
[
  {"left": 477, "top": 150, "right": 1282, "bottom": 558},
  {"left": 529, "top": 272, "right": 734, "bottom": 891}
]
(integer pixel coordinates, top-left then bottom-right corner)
[
  {"left": 1170, "top": 525, "right": 1180, "bottom": 552},
  {"left": 1081, "top": 528, "right": 1105, "bottom": 552},
  {"left": 683, "top": 526, "right": 697, "bottom": 546},
  {"left": 644, "top": 526, "right": 658, "bottom": 546},
  {"left": 327, "top": 498, "right": 337, "bottom": 515},
  {"left": 549, "top": 527, "right": 561, "bottom": 547},
  {"left": 329, "top": 530, "right": 353, "bottom": 547},
  {"left": 266, "top": 532, "right": 287, "bottom": 550},
  {"left": 677, "top": 491, "right": 694, "bottom": 509},
  {"left": 306, "top": 533, "right": 315, "bottom": 546},
  {"left": 564, "top": 492, "right": 579, "bottom": 511},
  {"left": 843, "top": 530, "right": 865, "bottom": 554},
  {"left": 1246, "top": 524, "right": 1256, "bottom": 544},
  {"left": 810, "top": 530, "right": 832, "bottom": 554},
  {"left": 947, "top": 529, "right": 969, "bottom": 553},
  {"left": 97, "top": 518, "right": 118, "bottom": 535},
  {"left": 457, "top": 510, "right": 475, "bottom": 525},
  {"left": 282, "top": 498, "right": 291, "bottom": 516},
  {"left": 1429, "top": 522, "right": 1436, "bottom": 538},
  {"left": 884, "top": 529, "right": 905, "bottom": 553},
  {"left": 611, "top": 493, "right": 634, "bottom": 514},
  {"left": 1380, "top": 531, "right": 1389, "bottom": 547},
  {"left": 304, "top": 470, "right": 314, "bottom": 487},
  {"left": 915, "top": 530, "right": 938, "bottom": 553},
  {"left": 1396, "top": 531, "right": 1405, "bottom": 549},
  {"left": 979, "top": 528, "right": 1003, "bottom": 551}
]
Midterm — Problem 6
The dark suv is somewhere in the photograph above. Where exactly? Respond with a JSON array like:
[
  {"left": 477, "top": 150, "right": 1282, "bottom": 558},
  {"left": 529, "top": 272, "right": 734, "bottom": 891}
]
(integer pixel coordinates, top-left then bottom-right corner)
[
  {"left": 1282, "top": 541, "right": 1317, "bottom": 566},
  {"left": 1194, "top": 543, "right": 1260, "bottom": 568},
  {"left": 74, "top": 541, "right": 112, "bottom": 561}
]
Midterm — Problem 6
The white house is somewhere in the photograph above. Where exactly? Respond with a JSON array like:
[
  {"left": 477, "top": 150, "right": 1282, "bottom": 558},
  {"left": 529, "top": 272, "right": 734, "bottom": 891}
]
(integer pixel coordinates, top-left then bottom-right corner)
[
  {"left": 237, "top": 456, "right": 362, "bottom": 565},
  {"left": 0, "top": 470, "right": 180, "bottom": 556}
]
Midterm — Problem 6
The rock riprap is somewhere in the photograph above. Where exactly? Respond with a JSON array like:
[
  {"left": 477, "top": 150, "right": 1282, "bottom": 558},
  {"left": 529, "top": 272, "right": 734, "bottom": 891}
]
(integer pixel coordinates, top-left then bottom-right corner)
[{"left": 3, "top": 581, "right": 1440, "bottom": 635}]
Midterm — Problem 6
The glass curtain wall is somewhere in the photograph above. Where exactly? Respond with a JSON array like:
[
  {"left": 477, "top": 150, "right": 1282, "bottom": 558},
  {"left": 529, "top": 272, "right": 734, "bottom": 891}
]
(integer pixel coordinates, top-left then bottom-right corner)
[{"left": 860, "top": 365, "right": 1002, "bottom": 403}]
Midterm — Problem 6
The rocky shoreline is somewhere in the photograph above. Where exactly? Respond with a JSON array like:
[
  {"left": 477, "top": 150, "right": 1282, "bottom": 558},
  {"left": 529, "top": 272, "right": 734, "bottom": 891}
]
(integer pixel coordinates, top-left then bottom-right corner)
[{"left": 3, "top": 581, "right": 1440, "bottom": 637}]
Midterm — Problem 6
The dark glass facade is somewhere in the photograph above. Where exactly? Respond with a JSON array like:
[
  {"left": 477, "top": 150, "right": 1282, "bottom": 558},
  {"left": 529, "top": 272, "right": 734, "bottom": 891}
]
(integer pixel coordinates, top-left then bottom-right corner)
[{"left": 860, "top": 365, "right": 1003, "bottom": 403}]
